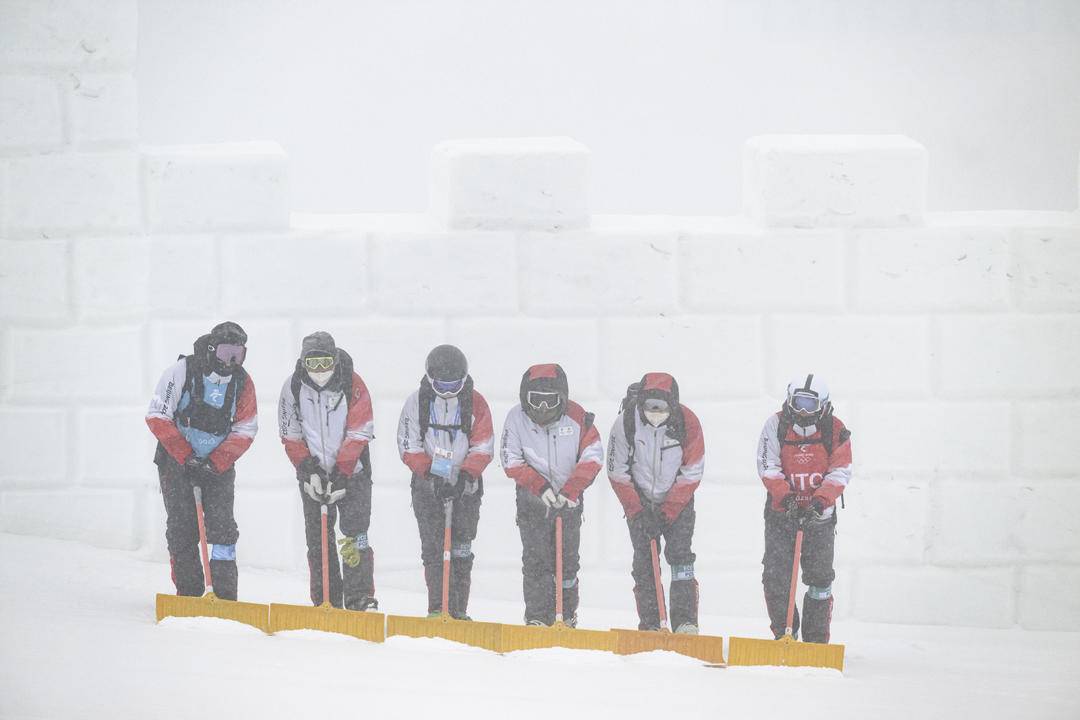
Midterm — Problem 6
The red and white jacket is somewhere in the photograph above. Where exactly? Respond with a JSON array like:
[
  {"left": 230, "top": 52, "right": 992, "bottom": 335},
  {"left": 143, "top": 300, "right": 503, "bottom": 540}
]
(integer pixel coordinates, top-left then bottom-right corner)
[
  {"left": 500, "top": 401, "right": 603, "bottom": 502},
  {"left": 278, "top": 371, "right": 374, "bottom": 476},
  {"left": 756, "top": 412, "right": 853, "bottom": 518},
  {"left": 145, "top": 359, "right": 258, "bottom": 473},
  {"left": 396, "top": 387, "right": 494, "bottom": 480}
]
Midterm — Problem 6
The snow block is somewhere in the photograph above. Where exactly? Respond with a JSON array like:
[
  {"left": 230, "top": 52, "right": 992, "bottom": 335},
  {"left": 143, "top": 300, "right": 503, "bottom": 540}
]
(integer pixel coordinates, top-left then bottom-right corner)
[
  {"left": 5, "top": 152, "right": 140, "bottom": 237},
  {"left": 147, "top": 235, "right": 219, "bottom": 315},
  {"left": 0, "top": 0, "right": 137, "bottom": 70},
  {"left": 7, "top": 326, "right": 143, "bottom": 402},
  {"left": 519, "top": 231, "right": 678, "bottom": 316},
  {"left": 680, "top": 230, "right": 845, "bottom": 312},
  {"left": 0, "top": 408, "right": 67, "bottom": 486},
  {"left": 143, "top": 143, "right": 290, "bottom": 232},
  {"left": 430, "top": 137, "right": 590, "bottom": 231},
  {"left": 855, "top": 401, "right": 1010, "bottom": 476},
  {"left": 0, "top": 240, "right": 69, "bottom": 321},
  {"left": 67, "top": 72, "right": 138, "bottom": 146},
  {"left": 1015, "top": 401, "right": 1079, "bottom": 476},
  {"left": 234, "top": 486, "right": 304, "bottom": 570},
  {"left": 1012, "top": 226, "right": 1080, "bottom": 312},
  {"left": 599, "top": 316, "right": 762, "bottom": 400},
  {"left": 696, "top": 484, "right": 766, "bottom": 567},
  {"left": 370, "top": 232, "right": 517, "bottom": 315},
  {"left": 232, "top": 404, "right": 295, "bottom": 487},
  {"left": 448, "top": 318, "right": 600, "bottom": 403},
  {"left": 79, "top": 408, "right": 156, "bottom": 487},
  {"left": 690, "top": 399, "right": 780, "bottom": 485},
  {"left": 1019, "top": 567, "right": 1080, "bottom": 630},
  {"left": 743, "top": 134, "right": 927, "bottom": 228},
  {"left": 72, "top": 236, "right": 149, "bottom": 320},
  {"left": 0, "top": 76, "right": 63, "bottom": 151},
  {"left": 853, "top": 566, "right": 1014, "bottom": 628},
  {"left": 927, "top": 479, "right": 1024, "bottom": 565},
  {"left": 0, "top": 488, "right": 138, "bottom": 550},
  {"left": 1016, "top": 481, "right": 1080, "bottom": 562},
  {"left": 937, "top": 316, "right": 1080, "bottom": 398},
  {"left": 369, "top": 400, "right": 410, "bottom": 492},
  {"left": 221, "top": 232, "right": 365, "bottom": 315},
  {"left": 852, "top": 227, "right": 1011, "bottom": 311},
  {"left": 840, "top": 475, "right": 929, "bottom": 563},
  {"left": 367, "top": 481, "right": 420, "bottom": 568},
  {"left": 769, "top": 316, "right": 931, "bottom": 398}
]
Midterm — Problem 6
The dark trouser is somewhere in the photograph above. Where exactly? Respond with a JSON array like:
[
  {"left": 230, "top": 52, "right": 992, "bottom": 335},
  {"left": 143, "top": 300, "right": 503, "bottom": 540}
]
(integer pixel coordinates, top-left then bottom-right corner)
[
  {"left": 626, "top": 498, "right": 698, "bottom": 631},
  {"left": 515, "top": 486, "right": 583, "bottom": 625},
  {"left": 762, "top": 500, "right": 837, "bottom": 643},
  {"left": 410, "top": 473, "right": 482, "bottom": 617},
  {"left": 158, "top": 458, "right": 239, "bottom": 600},
  {"left": 298, "top": 475, "right": 375, "bottom": 609}
]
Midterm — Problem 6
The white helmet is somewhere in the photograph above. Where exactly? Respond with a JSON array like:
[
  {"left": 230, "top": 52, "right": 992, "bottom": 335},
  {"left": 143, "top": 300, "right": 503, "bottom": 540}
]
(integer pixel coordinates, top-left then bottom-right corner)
[{"left": 785, "top": 373, "right": 831, "bottom": 427}]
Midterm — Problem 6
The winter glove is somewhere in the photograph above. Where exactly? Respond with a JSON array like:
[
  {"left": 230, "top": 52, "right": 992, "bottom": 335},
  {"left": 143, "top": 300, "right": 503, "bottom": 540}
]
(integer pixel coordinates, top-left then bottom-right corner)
[
  {"left": 635, "top": 506, "right": 664, "bottom": 539},
  {"left": 338, "top": 535, "right": 365, "bottom": 568},
  {"left": 781, "top": 493, "right": 799, "bottom": 517},
  {"left": 558, "top": 493, "right": 580, "bottom": 509},
  {"left": 433, "top": 474, "right": 464, "bottom": 501},
  {"left": 303, "top": 472, "right": 326, "bottom": 503},
  {"left": 800, "top": 497, "right": 830, "bottom": 525},
  {"left": 540, "top": 484, "right": 563, "bottom": 509},
  {"left": 183, "top": 455, "right": 216, "bottom": 484},
  {"left": 457, "top": 469, "right": 479, "bottom": 496},
  {"left": 297, "top": 457, "right": 321, "bottom": 484}
]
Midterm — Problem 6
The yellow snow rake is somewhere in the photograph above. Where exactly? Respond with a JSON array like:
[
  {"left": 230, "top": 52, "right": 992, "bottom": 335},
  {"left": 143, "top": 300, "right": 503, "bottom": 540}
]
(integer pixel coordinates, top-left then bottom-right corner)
[
  {"left": 385, "top": 500, "right": 503, "bottom": 651},
  {"left": 267, "top": 504, "right": 385, "bottom": 642},
  {"left": 611, "top": 538, "right": 724, "bottom": 664},
  {"left": 727, "top": 528, "right": 845, "bottom": 671},
  {"left": 500, "top": 515, "right": 616, "bottom": 653},
  {"left": 155, "top": 486, "right": 270, "bottom": 633}
]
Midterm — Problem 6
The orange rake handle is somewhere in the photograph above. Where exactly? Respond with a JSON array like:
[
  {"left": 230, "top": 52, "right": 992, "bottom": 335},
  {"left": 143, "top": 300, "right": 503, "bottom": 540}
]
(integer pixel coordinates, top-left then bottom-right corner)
[
  {"left": 786, "top": 528, "right": 804, "bottom": 636},
  {"left": 555, "top": 515, "right": 564, "bottom": 623},
  {"left": 193, "top": 485, "right": 214, "bottom": 595},
  {"left": 441, "top": 500, "right": 453, "bottom": 615},
  {"left": 320, "top": 504, "right": 330, "bottom": 606},
  {"left": 649, "top": 538, "right": 670, "bottom": 632}
]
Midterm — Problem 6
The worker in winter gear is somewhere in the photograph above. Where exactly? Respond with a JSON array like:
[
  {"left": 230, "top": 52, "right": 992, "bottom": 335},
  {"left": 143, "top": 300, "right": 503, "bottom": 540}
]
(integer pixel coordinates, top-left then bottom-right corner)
[
  {"left": 279, "top": 331, "right": 378, "bottom": 611},
  {"left": 397, "top": 344, "right": 494, "bottom": 619},
  {"left": 608, "top": 372, "right": 705, "bottom": 634},
  {"left": 757, "top": 374, "right": 852, "bottom": 643},
  {"left": 500, "top": 364, "right": 603, "bottom": 627},
  {"left": 146, "top": 321, "right": 258, "bottom": 601}
]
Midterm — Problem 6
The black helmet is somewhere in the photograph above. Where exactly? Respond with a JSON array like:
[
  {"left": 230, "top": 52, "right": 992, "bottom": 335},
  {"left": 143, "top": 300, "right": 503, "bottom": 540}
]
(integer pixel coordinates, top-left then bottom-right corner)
[
  {"left": 206, "top": 321, "right": 247, "bottom": 375},
  {"left": 519, "top": 363, "right": 568, "bottom": 426},
  {"left": 425, "top": 344, "right": 468, "bottom": 398}
]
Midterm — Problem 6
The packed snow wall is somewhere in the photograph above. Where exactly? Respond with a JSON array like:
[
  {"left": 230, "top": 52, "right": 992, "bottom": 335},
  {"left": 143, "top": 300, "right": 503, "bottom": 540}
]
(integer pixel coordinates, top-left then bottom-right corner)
[{"left": 1, "top": 0, "right": 1078, "bottom": 632}]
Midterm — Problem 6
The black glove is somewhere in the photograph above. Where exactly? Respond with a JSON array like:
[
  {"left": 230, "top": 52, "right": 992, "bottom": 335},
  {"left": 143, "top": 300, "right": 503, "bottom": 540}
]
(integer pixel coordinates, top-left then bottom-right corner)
[
  {"left": 781, "top": 493, "right": 799, "bottom": 517},
  {"left": 635, "top": 506, "right": 664, "bottom": 539},
  {"left": 297, "top": 457, "right": 321, "bottom": 484},
  {"left": 435, "top": 474, "right": 465, "bottom": 501},
  {"left": 184, "top": 455, "right": 215, "bottom": 484},
  {"left": 457, "top": 469, "right": 478, "bottom": 496},
  {"left": 799, "top": 497, "right": 830, "bottom": 525}
]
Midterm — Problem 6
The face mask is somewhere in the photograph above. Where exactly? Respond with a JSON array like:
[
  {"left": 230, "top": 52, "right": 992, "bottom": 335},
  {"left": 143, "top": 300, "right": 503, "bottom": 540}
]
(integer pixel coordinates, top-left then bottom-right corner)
[
  {"left": 307, "top": 369, "right": 334, "bottom": 387},
  {"left": 644, "top": 410, "right": 670, "bottom": 427}
]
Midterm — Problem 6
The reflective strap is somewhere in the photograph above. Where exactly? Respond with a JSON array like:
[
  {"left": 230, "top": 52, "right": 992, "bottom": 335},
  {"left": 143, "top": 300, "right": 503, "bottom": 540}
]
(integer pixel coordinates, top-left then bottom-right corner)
[
  {"left": 451, "top": 541, "right": 471, "bottom": 558},
  {"left": 354, "top": 533, "right": 369, "bottom": 550},
  {"left": 210, "top": 543, "right": 236, "bottom": 561},
  {"left": 808, "top": 584, "right": 832, "bottom": 600},
  {"left": 562, "top": 576, "right": 578, "bottom": 590},
  {"left": 672, "top": 563, "right": 695, "bottom": 581}
]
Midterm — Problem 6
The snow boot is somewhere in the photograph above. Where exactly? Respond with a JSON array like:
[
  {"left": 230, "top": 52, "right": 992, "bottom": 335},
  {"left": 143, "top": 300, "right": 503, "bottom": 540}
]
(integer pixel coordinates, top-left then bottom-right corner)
[
  {"left": 669, "top": 577, "right": 699, "bottom": 631},
  {"left": 800, "top": 593, "right": 833, "bottom": 643}
]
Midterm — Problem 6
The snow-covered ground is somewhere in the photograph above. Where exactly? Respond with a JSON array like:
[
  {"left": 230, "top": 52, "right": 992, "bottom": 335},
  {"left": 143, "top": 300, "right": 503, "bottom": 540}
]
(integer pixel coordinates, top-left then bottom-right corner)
[{"left": 2, "top": 533, "right": 1077, "bottom": 720}]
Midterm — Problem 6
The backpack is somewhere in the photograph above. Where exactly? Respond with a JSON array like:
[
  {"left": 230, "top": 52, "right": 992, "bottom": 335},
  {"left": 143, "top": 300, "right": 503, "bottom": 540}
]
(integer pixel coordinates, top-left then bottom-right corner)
[
  {"left": 290, "top": 349, "right": 372, "bottom": 480},
  {"left": 418, "top": 375, "right": 474, "bottom": 439}
]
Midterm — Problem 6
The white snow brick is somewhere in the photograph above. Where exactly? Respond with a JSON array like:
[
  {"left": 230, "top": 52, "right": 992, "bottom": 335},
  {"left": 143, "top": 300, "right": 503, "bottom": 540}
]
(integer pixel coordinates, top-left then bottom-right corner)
[
  {"left": 927, "top": 479, "right": 1024, "bottom": 565},
  {"left": 841, "top": 476, "right": 928, "bottom": 563},
  {"left": 691, "top": 399, "right": 782, "bottom": 484},
  {"left": 0, "top": 76, "right": 63, "bottom": 151},
  {"left": 697, "top": 484, "right": 767, "bottom": 566},
  {"left": 854, "top": 566, "right": 1014, "bottom": 628},
  {"left": 143, "top": 143, "right": 290, "bottom": 232},
  {"left": 0, "top": 489, "right": 138, "bottom": 549},
  {"left": 0, "top": 408, "right": 67, "bottom": 485},
  {"left": 852, "top": 227, "right": 1011, "bottom": 311},
  {"left": 519, "top": 232, "right": 678, "bottom": 316},
  {"left": 7, "top": 326, "right": 143, "bottom": 401},
  {"left": 6, "top": 152, "right": 140, "bottom": 237},
  {"left": 147, "top": 235, "right": 219, "bottom": 315},
  {"left": 67, "top": 73, "right": 138, "bottom": 146},
  {"left": 680, "top": 230, "right": 845, "bottom": 312},
  {"left": 234, "top": 487, "right": 303, "bottom": 571},
  {"left": 448, "top": 318, "right": 599, "bottom": 403},
  {"left": 370, "top": 232, "right": 517, "bottom": 315},
  {"left": 1012, "top": 226, "right": 1080, "bottom": 311},
  {"left": 743, "top": 135, "right": 927, "bottom": 228},
  {"left": 430, "top": 137, "right": 589, "bottom": 231},
  {"left": 72, "top": 236, "right": 149, "bottom": 320},
  {"left": 937, "top": 316, "right": 1080, "bottom": 398},
  {"left": 233, "top": 404, "right": 295, "bottom": 488},
  {"left": 769, "top": 316, "right": 931, "bottom": 398},
  {"left": 1019, "top": 567, "right": 1080, "bottom": 630},
  {"left": 0, "top": 0, "right": 137, "bottom": 70},
  {"left": 1015, "top": 401, "right": 1080, "bottom": 476},
  {"left": 856, "top": 401, "right": 1010, "bottom": 476},
  {"left": 600, "top": 316, "right": 762, "bottom": 400},
  {"left": 0, "top": 240, "right": 69, "bottom": 321},
  {"left": 1016, "top": 481, "right": 1080, "bottom": 561},
  {"left": 221, "top": 233, "right": 365, "bottom": 315},
  {"left": 79, "top": 408, "right": 155, "bottom": 487}
]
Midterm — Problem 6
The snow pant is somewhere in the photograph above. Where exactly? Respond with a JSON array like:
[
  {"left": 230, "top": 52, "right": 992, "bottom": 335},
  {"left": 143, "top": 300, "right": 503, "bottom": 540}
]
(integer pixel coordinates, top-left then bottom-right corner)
[
  {"left": 761, "top": 499, "right": 836, "bottom": 643},
  {"left": 626, "top": 498, "right": 698, "bottom": 631},
  {"left": 158, "top": 457, "right": 239, "bottom": 600},
  {"left": 515, "top": 486, "right": 583, "bottom": 625},
  {"left": 298, "top": 475, "right": 375, "bottom": 609},
  {"left": 410, "top": 473, "right": 483, "bottom": 617}
]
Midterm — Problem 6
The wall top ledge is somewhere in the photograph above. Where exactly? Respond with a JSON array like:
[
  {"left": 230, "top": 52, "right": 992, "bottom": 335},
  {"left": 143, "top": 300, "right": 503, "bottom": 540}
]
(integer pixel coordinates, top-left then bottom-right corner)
[
  {"left": 746, "top": 134, "right": 926, "bottom": 153},
  {"left": 141, "top": 141, "right": 287, "bottom": 159},
  {"left": 432, "top": 136, "right": 589, "bottom": 157}
]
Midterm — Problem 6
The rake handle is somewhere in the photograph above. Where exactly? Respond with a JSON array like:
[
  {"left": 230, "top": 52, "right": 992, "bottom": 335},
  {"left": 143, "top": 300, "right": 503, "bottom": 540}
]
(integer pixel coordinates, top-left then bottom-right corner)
[
  {"left": 441, "top": 500, "right": 453, "bottom": 615},
  {"left": 650, "top": 538, "right": 670, "bottom": 632},
  {"left": 320, "top": 504, "right": 330, "bottom": 606},
  {"left": 555, "top": 515, "right": 564, "bottom": 623},
  {"left": 786, "top": 528, "right": 804, "bottom": 636},
  {"left": 193, "top": 485, "right": 214, "bottom": 594}
]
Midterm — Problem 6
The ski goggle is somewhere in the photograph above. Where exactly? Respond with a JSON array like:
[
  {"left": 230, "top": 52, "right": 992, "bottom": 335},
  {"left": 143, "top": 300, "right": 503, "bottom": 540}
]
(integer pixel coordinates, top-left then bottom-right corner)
[
  {"left": 642, "top": 398, "right": 670, "bottom": 414},
  {"left": 429, "top": 375, "right": 466, "bottom": 397},
  {"left": 790, "top": 392, "right": 822, "bottom": 413},
  {"left": 527, "top": 390, "right": 561, "bottom": 411},
  {"left": 303, "top": 355, "right": 335, "bottom": 371},
  {"left": 212, "top": 343, "right": 246, "bottom": 366}
]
